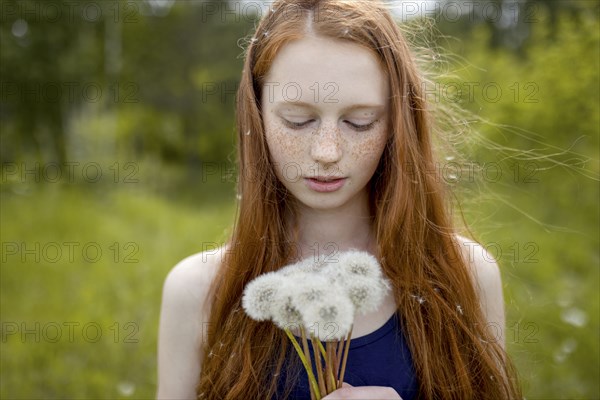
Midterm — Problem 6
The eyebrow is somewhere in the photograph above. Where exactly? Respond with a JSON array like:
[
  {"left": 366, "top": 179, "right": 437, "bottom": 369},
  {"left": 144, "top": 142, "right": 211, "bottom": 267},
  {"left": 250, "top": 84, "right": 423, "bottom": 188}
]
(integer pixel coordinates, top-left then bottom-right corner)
[{"left": 274, "top": 101, "right": 386, "bottom": 112}]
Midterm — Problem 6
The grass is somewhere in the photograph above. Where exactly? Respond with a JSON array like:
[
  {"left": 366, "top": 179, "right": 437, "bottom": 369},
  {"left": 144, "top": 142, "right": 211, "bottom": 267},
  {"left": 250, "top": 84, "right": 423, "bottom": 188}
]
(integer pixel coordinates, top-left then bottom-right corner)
[
  {"left": 0, "top": 162, "right": 598, "bottom": 398},
  {"left": 1, "top": 180, "right": 236, "bottom": 399}
]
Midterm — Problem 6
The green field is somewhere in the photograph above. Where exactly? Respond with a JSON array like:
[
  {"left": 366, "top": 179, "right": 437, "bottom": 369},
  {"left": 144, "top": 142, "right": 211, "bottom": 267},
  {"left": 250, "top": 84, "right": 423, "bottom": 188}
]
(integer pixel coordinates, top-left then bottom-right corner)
[
  {"left": 1, "top": 158, "right": 598, "bottom": 399},
  {"left": 0, "top": 180, "right": 236, "bottom": 398}
]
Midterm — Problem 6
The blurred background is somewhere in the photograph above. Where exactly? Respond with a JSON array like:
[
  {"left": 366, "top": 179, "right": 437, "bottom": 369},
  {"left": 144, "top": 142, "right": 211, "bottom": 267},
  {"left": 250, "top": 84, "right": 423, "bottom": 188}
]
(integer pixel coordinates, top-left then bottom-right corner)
[{"left": 0, "top": 0, "right": 598, "bottom": 398}]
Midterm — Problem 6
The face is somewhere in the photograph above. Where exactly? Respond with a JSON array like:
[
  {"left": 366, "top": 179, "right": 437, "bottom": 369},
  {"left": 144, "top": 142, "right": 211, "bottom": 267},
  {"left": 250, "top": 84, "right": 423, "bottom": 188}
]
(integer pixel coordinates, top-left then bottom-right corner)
[{"left": 261, "top": 35, "right": 390, "bottom": 211}]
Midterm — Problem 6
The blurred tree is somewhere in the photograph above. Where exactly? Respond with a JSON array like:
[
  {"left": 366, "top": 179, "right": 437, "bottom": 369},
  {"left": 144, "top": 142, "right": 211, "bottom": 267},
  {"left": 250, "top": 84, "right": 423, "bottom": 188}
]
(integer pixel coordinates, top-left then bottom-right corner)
[
  {"left": 119, "top": 0, "right": 255, "bottom": 170},
  {"left": 432, "top": 0, "right": 598, "bottom": 56},
  {"left": 1, "top": 0, "right": 256, "bottom": 174},
  {"left": 1, "top": 0, "right": 104, "bottom": 164}
]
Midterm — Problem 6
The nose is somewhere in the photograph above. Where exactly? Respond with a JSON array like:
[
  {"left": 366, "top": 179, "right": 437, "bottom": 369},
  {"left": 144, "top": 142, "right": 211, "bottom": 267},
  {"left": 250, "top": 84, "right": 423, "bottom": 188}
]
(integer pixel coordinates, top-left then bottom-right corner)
[{"left": 309, "top": 123, "right": 342, "bottom": 165}]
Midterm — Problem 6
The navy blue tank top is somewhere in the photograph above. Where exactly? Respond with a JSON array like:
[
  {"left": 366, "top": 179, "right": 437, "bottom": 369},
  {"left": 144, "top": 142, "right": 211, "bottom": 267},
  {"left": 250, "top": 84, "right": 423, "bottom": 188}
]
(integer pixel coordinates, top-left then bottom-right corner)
[{"left": 274, "top": 312, "right": 419, "bottom": 399}]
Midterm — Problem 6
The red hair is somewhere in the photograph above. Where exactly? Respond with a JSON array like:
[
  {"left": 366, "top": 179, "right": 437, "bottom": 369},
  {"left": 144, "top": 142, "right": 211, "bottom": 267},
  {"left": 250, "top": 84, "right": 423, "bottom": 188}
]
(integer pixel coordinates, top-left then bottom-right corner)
[{"left": 196, "top": 0, "right": 521, "bottom": 398}]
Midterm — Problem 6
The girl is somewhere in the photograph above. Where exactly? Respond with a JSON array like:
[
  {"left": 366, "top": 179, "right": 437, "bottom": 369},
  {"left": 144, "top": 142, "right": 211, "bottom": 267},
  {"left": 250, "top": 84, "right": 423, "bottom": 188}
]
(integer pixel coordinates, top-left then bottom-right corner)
[{"left": 157, "top": 0, "right": 522, "bottom": 399}]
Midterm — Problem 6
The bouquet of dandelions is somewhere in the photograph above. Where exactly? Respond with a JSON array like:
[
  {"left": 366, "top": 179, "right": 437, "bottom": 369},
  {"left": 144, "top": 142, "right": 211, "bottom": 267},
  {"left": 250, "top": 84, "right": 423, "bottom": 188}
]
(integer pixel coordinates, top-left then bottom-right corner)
[{"left": 242, "top": 250, "right": 392, "bottom": 400}]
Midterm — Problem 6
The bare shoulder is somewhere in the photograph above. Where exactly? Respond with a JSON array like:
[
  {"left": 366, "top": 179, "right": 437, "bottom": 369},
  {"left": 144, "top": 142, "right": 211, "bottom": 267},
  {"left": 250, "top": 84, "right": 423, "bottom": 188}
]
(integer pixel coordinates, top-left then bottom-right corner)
[
  {"left": 455, "top": 234, "right": 506, "bottom": 347},
  {"left": 156, "top": 245, "right": 227, "bottom": 399},
  {"left": 455, "top": 234, "right": 502, "bottom": 293},
  {"left": 162, "top": 246, "right": 226, "bottom": 309}
]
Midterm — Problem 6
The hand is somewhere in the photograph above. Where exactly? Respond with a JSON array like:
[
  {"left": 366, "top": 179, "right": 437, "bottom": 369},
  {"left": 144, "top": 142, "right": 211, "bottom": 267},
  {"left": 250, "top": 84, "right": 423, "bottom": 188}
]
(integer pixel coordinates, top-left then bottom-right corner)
[{"left": 321, "top": 382, "right": 403, "bottom": 400}]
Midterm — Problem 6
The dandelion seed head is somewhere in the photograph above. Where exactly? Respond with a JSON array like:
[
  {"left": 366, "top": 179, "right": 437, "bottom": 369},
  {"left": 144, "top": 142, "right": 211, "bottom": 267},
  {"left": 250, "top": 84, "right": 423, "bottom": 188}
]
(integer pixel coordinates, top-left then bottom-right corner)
[
  {"left": 301, "top": 286, "right": 325, "bottom": 302},
  {"left": 320, "top": 305, "right": 338, "bottom": 319},
  {"left": 271, "top": 281, "right": 303, "bottom": 329},
  {"left": 290, "top": 274, "right": 331, "bottom": 307},
  {"left": 328, "top": 250, "right": 382, "bottom": 281},
  {"left": 242, "top": 271, "right": 284, "bottom": 321},
  {"left": 243, "top": 250, "right": 388, "bottom": 340},
  {"left": 342, "top": 275, "right": 391, "bottom": 315},
  {"left": 302, "top": 291, "right": 354, "bottom": 341}
]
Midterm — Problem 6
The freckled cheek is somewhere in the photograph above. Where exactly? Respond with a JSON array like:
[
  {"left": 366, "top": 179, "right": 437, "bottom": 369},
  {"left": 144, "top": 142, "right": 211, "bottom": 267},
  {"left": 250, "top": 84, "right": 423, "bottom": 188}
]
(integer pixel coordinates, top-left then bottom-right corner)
[
  {"left": 265, "top": 125, "right": 307, "bottom": 168},
  {"left": 348, "top": 129, "right": 389, "bottom": 164}
]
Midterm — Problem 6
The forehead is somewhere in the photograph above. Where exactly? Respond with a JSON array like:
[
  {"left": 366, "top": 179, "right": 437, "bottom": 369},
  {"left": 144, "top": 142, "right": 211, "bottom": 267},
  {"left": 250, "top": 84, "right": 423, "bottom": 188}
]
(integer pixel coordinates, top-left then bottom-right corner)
[{"left": 263, "top": 35, "right": 389, "bottom": 108}]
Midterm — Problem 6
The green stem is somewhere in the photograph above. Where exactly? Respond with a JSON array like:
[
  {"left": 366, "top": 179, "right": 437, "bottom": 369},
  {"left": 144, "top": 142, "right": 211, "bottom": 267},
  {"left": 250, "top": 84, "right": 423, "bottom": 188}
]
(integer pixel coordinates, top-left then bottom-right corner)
[
  {"left": 300, "top": 327, "right": 317, "bottom": 400},
  {"left": 311, "top": 336, "right": 327, "bottom": 396},
  {"left": 284, "top": 328, "right": 321, "bottom": 399}
]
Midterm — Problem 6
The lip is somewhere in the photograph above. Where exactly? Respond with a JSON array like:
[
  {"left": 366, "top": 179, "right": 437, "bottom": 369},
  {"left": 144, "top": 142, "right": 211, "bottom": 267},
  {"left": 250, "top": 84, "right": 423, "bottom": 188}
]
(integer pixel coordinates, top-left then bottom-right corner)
[
  {"left": 307, "top": 176, "right": 345, "bottom": 181},
  {"left": 304, "top": 177, "right": 347, "bottom": 192}
]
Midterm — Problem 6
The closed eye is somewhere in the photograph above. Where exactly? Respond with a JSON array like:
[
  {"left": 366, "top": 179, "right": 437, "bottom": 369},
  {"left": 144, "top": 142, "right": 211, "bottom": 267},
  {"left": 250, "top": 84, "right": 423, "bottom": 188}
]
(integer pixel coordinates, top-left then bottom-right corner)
[
  {"left": 282, "top": 119, "right": 314, "bottom": 130},
  {"left": 345, "top": 120, "right": 376, "bottom": 132}
]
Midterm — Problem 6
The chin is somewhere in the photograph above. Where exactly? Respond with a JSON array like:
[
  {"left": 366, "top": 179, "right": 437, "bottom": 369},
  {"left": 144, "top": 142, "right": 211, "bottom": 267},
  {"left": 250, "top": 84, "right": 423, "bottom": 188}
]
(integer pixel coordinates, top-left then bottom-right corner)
[{"left": 291, "top": 193, "right": 349, "bottom": 211}]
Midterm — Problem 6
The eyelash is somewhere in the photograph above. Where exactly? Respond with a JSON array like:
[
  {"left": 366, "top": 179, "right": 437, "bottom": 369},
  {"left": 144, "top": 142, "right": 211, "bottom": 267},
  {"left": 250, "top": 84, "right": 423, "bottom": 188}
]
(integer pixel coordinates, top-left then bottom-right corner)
[
  {"left": 284, "top": 120, "right": 314, "bottom": 130},
  {"left": 347, "top": 121, "right": 376, "bottom": 132},
  {"left": 283, "top": 119, "right": 376, "bottom": 132}
]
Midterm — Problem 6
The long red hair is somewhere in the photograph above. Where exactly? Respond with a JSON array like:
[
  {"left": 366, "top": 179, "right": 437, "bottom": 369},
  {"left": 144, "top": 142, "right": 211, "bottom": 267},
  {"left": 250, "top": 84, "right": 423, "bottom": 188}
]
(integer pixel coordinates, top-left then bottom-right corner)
[{"left": 196, "top": 0, "right": 521, "bottom": 398}]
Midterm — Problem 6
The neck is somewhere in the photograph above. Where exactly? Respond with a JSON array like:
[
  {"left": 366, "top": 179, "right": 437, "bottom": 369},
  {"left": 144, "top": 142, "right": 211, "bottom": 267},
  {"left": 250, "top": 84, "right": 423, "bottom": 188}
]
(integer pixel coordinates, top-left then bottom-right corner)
[{"left": 287, "top": 189, "right": 377, "bottom": 261}]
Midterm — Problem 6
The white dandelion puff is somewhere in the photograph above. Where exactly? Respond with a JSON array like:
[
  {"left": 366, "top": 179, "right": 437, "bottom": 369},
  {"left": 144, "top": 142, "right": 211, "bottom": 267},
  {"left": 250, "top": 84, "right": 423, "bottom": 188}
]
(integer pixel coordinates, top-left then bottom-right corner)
[
  {"left": 242, "top": 271, "right": 285, "bottom": 321},
  {"left": 243, "top": 250, "right": 391, "bottom": 338},
  {"left": 326, "top": 250, "right": 383, "bottom": 281},
  {"left": 290, "top": 274, "right": 332, "bottom": 306},
  {"left": 271, "top": 281, "right": 304, "bottom": 329},
  {"left": 335, "top": 274, "right": 392, "bottom": 315},
  {"left": 300, "top": 290, "right": 355, "bottom": 341},
  {"left": 319, "top": 251, "right": 390, "bottom": 315}
]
